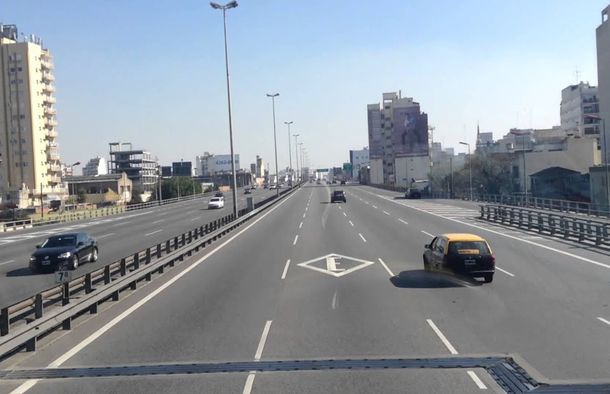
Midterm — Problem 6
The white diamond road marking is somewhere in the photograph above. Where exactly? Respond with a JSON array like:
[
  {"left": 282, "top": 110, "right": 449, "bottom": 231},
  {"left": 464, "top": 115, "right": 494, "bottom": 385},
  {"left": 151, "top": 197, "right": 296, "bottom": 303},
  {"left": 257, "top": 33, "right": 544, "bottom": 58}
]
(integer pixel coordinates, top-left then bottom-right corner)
[{"left": 297, "top": 253, "right": 375, "bottom": 278}]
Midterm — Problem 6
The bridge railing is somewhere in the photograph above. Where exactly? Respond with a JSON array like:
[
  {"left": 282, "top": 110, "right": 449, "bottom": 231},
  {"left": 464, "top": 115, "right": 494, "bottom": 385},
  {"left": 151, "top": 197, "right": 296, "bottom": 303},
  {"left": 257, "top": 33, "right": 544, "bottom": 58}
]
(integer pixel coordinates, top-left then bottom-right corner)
[{"left": 479, "top": 204, "right": 610, "bottom": 248}]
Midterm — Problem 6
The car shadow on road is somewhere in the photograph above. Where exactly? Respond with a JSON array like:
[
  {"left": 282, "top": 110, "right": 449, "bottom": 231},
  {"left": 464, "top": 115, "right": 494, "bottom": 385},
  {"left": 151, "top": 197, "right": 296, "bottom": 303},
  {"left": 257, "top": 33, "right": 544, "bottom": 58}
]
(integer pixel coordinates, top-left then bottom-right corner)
[
  {"left": 6, "top": 267, "right": 39, "bottom": 277},
  {"left": 393, "top": 196, "right": 406, "bottom": 200},
  {"left": 390, "top": 269, "right": 480, "bottom": 288}
]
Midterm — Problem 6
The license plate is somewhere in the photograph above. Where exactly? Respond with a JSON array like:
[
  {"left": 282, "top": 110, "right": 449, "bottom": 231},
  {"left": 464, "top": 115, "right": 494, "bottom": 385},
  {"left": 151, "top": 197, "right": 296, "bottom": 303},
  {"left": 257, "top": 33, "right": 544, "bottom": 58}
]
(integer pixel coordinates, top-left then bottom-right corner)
[
  {"left": 41, "top": 260, "right": 50, "bottom": 266},
  {"left": 464, "top": 259, "right": 476, "bottom": 266}
]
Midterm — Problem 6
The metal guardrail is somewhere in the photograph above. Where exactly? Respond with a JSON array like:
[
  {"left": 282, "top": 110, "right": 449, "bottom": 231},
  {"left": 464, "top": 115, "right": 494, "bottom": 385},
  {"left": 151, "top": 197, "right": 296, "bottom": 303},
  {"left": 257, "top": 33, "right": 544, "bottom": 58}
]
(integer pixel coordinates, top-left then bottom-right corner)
[
  {"left": 0, "top": 184, "right": 300, "bottom": 358},
  {"left": 466, "top": 193, "right": 610, "bottom": 219},
  {"left": 480, "top": 205, "right": 610, "bottom": 248},
  {"left": 0, "top": 219, "right": 33, "bottom": 232}
]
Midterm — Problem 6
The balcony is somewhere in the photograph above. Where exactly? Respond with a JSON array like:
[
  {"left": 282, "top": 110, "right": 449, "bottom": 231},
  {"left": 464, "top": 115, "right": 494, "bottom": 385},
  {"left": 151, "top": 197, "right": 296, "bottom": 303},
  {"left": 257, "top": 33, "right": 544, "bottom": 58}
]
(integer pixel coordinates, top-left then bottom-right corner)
[
  {"left": 48, "top": 175, "right": 61, "bottom": 184},
  {"left": 46, "top": 149, "right": 60, "bottom": 161},
  {"left": 48, "top": 163, "right": 61, "bottom": 172},
  {"left": 41, "top": 72, "right": 55, "bottom": 82},
  {"left": 42, "top": 84, "right": 55, "bottom": 94},
  {"left": 45, "top": 129, "right": 58, "bottom": 139},
  {"left": 45, "top": 119, "right": 58, "bottom": 129},
  {"left": 40, "top": 58, "right": 54, "bottom": 70},
  {"left": 43, "top": 95, "right": 56, "bottom": 105},
  {"left": 44, "top": 107, "right": 57, "bottom": 117}
]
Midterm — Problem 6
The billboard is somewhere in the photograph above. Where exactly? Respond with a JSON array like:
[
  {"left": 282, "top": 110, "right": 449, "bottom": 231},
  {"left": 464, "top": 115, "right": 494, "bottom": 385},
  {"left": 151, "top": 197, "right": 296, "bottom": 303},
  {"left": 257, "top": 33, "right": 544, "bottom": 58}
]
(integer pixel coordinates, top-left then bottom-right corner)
[
  {"left": 211, "top": 154, "right": 240, "bottom": 173},
  {"left": 392, "top": 107, "right": 428, "bottom": 157}
]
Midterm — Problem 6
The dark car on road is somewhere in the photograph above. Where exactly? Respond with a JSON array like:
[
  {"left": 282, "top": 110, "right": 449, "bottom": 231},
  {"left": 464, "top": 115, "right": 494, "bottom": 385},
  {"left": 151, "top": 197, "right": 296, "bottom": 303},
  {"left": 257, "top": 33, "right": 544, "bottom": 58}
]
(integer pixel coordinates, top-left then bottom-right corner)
[
  {"left": 330, "top": 190, "right": 346, "bottom": 203},
  {"left": 244, "top": 188, "right": 252, "bottom": 194},
  {"left": 423, "top": 233, "right": 495, "bottom": 283},
  {"left": 29, "top": 232, "right": 98, "bottom": 272},
  {"left": 214, "top": 191, "right": 224, "bottom": 198}
]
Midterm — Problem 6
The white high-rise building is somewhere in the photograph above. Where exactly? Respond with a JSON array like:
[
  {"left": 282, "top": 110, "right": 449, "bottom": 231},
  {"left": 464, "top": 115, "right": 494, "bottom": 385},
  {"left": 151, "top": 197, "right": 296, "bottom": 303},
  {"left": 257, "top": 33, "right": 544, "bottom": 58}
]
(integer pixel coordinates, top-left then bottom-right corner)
[
  {"left": 82, "top": 157, "right": 108, "bottom": 176},
  {"left": 560, "top": 82, "right": 600, "bottom": 136},
  {"left": 0, "top": 24, "right": 63, "bottom": 203}
]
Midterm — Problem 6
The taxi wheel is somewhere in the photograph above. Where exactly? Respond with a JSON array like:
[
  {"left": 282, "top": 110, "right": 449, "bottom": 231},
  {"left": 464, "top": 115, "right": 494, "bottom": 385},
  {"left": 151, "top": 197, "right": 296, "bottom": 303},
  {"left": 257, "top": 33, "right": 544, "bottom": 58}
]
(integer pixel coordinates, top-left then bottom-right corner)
[
  {"left": 483, "top": 274, "right": 493, "bottom": 283},
  {"left": 70, "top": 255, "right": 79, "bottom": 270}
]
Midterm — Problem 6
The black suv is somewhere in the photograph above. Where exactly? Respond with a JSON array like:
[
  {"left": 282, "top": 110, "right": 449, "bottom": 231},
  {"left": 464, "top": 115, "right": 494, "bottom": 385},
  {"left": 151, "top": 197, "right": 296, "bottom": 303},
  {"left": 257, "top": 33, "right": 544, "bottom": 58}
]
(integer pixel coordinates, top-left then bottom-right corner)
[
  {"left": 29, "top": 232, "right": 98, "bottom": 272},
  {"left": 330, "top": 190, "right": 346, "bottom": 203}
]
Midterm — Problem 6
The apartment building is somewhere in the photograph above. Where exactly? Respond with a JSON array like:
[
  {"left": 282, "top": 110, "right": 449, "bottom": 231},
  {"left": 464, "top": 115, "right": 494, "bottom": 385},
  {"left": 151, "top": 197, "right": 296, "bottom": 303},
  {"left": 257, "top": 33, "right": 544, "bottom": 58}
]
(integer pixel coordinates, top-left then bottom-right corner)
[
  {"left": 0, "top": 24, "right": 63, "bottom": 204},
  {"left": 560, "top": 82, "right": 600, "bottom": 136},
  {"left": 82, "top": 156, "right": 108, "bottom": 176},
  {"left": 108, "top": 142, "right": 157, "bottom": 198},
  {"left": 367, "top": 92, "right": 429, "bottom": 187}
]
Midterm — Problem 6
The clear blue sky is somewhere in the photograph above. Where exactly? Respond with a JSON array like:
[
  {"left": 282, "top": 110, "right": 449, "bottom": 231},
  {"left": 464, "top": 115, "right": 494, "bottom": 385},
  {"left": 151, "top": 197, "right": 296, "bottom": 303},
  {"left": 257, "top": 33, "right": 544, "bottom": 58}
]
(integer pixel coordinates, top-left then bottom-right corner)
[{"left": 3, "top": 0, "right": 608, "bottom": 170}]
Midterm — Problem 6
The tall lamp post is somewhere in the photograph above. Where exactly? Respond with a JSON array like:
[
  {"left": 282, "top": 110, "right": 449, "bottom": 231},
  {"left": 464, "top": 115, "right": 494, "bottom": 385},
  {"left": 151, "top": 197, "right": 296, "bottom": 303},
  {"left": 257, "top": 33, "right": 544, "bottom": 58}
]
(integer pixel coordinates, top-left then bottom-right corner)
[
  {"left": 210, "top": 0, "right": 239, "bottom": 219},
  {"left": 293, "top": 133, "right": 300, "bottom": 183},
  {"left": 510, "top": 130, "right": 529, "bottom": 198},
  {"left": 69, "top": 161, "right": 81, "bottom": 198},
  {"left": 584, "top": 114, "right": 610, "bottom": 210},
  {"left": 266, "top": 93, "right": 280, "bottom": 197},
  {"left": 459, "top": 142, "right": 472, "bottom": 201},
  {"left": 298, "top": 143, "right": 304, "bottom": 181},
  {"left": 284, "top": 121, "right": 293, "bottom": 184}
]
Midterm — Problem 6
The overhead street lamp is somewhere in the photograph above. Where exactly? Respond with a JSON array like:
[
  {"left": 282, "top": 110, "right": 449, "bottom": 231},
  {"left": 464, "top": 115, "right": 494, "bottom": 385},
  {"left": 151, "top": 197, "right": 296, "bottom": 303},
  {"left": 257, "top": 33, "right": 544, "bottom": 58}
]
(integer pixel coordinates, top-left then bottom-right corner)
[
  {"left": 298, "top": 142, "right": 304, "bottom": 180},
  {"left": 293, "top": 133, "right": 300, "bottom": 182},
  {"left": 459, "top": 142, "right": 473, "bottom": 201},
  {"left": 584, "top": 114, "right": 610, "bottom": 210},
  {"left": 210, "top": 0, "right": 239, "bottom": 219},
  {"left": 266, "top": 93, "right": 280, "bottom": 197},
  {"left": 284, "top": 121, "right": 293, "bottom": 184},
  {"left": 69, "top": 161, "right": 81, "bottom": 198}
]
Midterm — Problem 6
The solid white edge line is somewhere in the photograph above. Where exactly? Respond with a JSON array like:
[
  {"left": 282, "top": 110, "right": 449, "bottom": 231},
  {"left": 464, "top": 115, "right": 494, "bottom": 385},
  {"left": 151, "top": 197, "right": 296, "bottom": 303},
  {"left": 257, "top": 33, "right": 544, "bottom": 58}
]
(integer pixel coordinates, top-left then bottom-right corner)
[
  {"left": 254, "top": 320, "right": 273, "bottom": 361},
  {"left": 242, "top": 372, "right": 257, "bottom": 394},
  {"left": 467, "top": 370, "right": 488, "bottom": 389},
  {"left": 597, "top": 317, "right": 610, "bottom": 326},
  {"left": 293, "top": 234, "right": 299, "bottom": 245},
  {"left": 9, "top": 189, "right": 299, "bottom": 394},
  {"left": 496, "top": 266, "right": 515, "bottom": 277},
  {"left": 281, "top": 259, "right": 291, "bottom": 279},
  {"left": 361, "top": 188, "right": 610, "bottom": 271},
  {"left": 144, "top": 229, "right": 163, "bottom": 237},
  {"left": 426, "top": 319, "right": 458, "bottom": 355},
  {"left": 421, "top": 230, "right": 435, "bottom": 237},
  {"left": 378, "top": 258, "right": 394, "bottom": 277},
  {"left": 348, "top": 220, "right": 354, "bottom": 227},
  {"left": 358, "top": 233, "right": 367, "bottom": 243}
]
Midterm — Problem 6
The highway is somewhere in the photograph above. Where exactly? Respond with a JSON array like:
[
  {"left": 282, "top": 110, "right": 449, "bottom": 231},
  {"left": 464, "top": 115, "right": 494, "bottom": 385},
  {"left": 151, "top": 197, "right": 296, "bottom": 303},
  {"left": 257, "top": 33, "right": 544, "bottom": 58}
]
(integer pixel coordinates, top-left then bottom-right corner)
[
  {"left": 2, "top": 184, "right": 610, "bottom": 393},
  {"left": 0, "top": 187, "right": 279, "bottom": 307}
]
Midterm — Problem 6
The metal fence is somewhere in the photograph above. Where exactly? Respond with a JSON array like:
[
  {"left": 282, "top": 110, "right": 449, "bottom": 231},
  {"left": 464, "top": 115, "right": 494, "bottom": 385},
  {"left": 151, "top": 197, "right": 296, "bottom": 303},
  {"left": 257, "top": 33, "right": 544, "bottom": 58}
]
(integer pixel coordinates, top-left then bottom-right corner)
[
  {"left": 0, "top": 184, "right": 300, "bottom": 358},
  {"left": 480, "top": 205, "right": 610, "bottom": 248}
]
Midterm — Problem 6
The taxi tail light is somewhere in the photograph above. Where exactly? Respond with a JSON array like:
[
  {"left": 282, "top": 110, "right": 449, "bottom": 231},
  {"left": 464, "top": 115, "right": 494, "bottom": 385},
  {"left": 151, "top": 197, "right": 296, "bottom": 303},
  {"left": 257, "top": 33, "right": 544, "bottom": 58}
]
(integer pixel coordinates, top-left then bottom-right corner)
[{"left": 491, "top": 255, "right": 496, "bottom": 263}]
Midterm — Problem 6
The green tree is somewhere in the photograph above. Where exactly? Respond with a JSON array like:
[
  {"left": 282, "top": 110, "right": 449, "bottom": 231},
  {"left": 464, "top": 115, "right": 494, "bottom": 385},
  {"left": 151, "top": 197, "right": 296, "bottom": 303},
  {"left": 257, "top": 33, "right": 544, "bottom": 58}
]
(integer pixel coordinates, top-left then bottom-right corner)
[{"left": 153, "top": 178, "right": 202, "bottom": 200}]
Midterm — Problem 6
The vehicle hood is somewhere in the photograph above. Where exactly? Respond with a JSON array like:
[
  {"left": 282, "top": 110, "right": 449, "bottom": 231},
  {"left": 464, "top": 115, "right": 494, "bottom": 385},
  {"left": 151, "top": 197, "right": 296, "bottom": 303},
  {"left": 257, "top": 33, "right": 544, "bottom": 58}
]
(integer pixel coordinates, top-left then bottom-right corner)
[{"left": 32, "top": 246, "right": 75, "bottom": 257}]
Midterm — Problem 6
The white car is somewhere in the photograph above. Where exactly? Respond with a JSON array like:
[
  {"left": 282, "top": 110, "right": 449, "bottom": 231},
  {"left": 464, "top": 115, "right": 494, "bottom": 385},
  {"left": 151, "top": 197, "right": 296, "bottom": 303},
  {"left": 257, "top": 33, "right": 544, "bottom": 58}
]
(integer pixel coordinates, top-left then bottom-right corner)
[{"left": 208, "top": 197, "right": 224, "bottom": 209}]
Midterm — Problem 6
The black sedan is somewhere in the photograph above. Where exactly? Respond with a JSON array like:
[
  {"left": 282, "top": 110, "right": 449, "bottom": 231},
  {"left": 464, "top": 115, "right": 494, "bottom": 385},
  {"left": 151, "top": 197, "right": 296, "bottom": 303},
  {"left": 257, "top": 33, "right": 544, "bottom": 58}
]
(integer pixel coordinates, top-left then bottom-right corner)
[
  {"left": 29, "top": 232, "right": 98, "bottom": 272},
  {"left": 330, "top": 190, "right": 346, "bottom": 203}
]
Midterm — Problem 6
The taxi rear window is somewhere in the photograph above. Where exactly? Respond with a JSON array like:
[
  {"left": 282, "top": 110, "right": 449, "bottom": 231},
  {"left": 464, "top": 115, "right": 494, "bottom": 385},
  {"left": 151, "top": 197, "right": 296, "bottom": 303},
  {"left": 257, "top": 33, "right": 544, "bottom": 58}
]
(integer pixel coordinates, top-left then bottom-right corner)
[{"left": 448, "top": 241, "right": 490, "bottom": 255}]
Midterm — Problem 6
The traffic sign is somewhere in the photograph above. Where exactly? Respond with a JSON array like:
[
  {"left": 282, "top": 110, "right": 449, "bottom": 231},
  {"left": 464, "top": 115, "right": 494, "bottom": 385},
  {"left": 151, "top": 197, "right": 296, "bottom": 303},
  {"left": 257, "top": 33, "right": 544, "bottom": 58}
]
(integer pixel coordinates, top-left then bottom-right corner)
[{"left": 55, "top": 270, "right": 72, "bottom": 284}]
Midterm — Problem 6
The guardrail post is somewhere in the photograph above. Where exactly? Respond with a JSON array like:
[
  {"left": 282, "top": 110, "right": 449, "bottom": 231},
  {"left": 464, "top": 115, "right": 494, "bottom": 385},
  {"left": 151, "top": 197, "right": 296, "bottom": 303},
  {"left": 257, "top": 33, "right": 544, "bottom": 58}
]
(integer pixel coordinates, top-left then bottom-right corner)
[
  {"left": 34, "top": 294, "right": 43, "bottom": 319},
  {"left": 1, "top": 307, "right": 9, "bottom": 336},
  {"left": 133, "top": 253, "right": 140, "bottom": 270},
  {"left": 85, "top": 273, "right": 93, "bottom": 294},
  {"left": 146, "top": 248, "right": 151, "bottom": 264},
  {"left": 156, "top": 244, "right": 161, "bottom": 258},
  {"left": 595, "top": 225, "right": 603, "bottom": 245},
  {"left": 549, "top": 217, "right": 556, "bottom": 235},
  {"left": 205, "top": 223, "right": 209, "bottom": 234},
  {"left": 537, "top": 214, "right": 543, "bottom": 233},
  {"left": 120, "top": 258, "right": 126, "bottom": 276},
  {"left": 130, "top": 279, "right": 137, "bottom": 290},
  {"left": 174, "top": 237, "right": 179, "bottom": 250},
  {"left": 578, "top": 222, "right": 585, "bottom": 241},
  {"left": 188, "top": 230, "right": 192, "bottom": 244},
  {"left": 182, "top": 233, "right": 186, "bottom": 246},
  {"left": 104, "top": 265, "right": 111, "bottom": 284},
  {"left": 25, "top": 336, "right": 37, "bottom": 352},
  {"left": 165, "top": 240, "right": 170, "bottom": 255},
  {"left": 62, "top": 283, "right": 70, "bottom": 306}
]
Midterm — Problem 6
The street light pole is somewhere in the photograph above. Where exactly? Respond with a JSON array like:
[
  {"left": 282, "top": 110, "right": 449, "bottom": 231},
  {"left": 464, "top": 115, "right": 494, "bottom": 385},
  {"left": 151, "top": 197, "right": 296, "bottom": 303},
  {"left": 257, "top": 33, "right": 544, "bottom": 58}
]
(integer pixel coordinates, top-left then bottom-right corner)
[
  {"left": 210, "top": 0, "right": 239, "bottom": 219},
  {"left": 293, "top": 134, "right": 300, "bottom": 183},
  {"left": 459, "top": 142, "right": 472, "bottom": 200},
  {"left": 298, "top": 143, "right": 304, "bottom": 180},
  {"left": 284, "top": 121, "right": 293, "bottom": 184},
  {"left": 267, "top": 93, "right": 280, "bottom": 197}
]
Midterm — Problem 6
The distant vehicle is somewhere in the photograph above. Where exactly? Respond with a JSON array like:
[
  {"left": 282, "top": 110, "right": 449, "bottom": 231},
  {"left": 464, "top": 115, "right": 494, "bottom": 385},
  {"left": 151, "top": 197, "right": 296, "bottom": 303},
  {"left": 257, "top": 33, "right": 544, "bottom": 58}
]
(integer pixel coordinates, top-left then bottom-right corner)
[
  {"left": 244, "top": 188, "right": 252, "bottom": 194},
  {"left": 214, "top": 191, "right": 224, "bottom": 198},
  {"left": 423, "top": 233, "right": 495, "bottom": 283},
  {"left": 340, "top": 180, "right": 346, "bottom": 185},
  {"left": 208, "top": 197, "right": 225, "bottom": 209},
  {"left": 316, "top": 179, "right": 321, "bottom": 184},
  {"left": 330, "top": 190, "right": 346, "bottom": 203},
  {"left": 29, "top": 232, "right": 98, "bottom": 272},
  {"left": 263, "top": 184, "right": 269, "bottom": 189},
  {"left": 405, "top": 179, "right": 429, "bottom": 199},
  {"left": 269, "top": 184, "right": 277, "bottom": 190},
  {"left": 405, "top": 188, "right": 421, "bottom": 199}
]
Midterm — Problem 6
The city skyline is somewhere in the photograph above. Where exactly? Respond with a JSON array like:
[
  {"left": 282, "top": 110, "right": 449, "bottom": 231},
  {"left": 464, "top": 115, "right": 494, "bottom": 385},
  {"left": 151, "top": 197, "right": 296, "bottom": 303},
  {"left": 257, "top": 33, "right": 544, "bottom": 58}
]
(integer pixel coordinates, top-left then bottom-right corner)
[{"left": 2, "top": 0, "right": 607, "bottom": 169}]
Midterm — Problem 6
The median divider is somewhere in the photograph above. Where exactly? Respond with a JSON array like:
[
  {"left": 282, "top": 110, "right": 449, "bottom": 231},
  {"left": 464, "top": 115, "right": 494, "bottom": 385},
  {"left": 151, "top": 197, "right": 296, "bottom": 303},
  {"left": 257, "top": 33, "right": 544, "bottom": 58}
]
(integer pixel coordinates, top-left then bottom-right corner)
[
  {"left": 480, "top": 204, "right": 610, "bottom": 248},
  {"left": 0, "top": 184, "right": 300, "bottom": 359}
]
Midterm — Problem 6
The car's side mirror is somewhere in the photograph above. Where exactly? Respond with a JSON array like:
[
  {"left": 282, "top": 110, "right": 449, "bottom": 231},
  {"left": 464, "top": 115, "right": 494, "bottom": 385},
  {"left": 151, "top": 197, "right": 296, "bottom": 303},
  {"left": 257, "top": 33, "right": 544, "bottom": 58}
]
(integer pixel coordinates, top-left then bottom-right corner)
[
  {"left": 425, "top": 244, "right": 430, "bottom": 249},
  {"left": 78, "top": 241, "right": 85, "bottom": 246},
  {"left": 36, "top": 244, "right": 41, "bottom": 249}
]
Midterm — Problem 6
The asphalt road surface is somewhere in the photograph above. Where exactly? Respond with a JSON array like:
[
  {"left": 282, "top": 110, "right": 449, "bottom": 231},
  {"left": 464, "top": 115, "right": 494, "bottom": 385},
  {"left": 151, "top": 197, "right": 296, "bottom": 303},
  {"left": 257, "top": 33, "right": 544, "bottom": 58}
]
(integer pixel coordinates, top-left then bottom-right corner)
[
  {"left": 1, "top": 184, "right": 610, "bottom": 393},
  {"left": 0, "top": 187, "right": 278, "bottom": 306}
]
